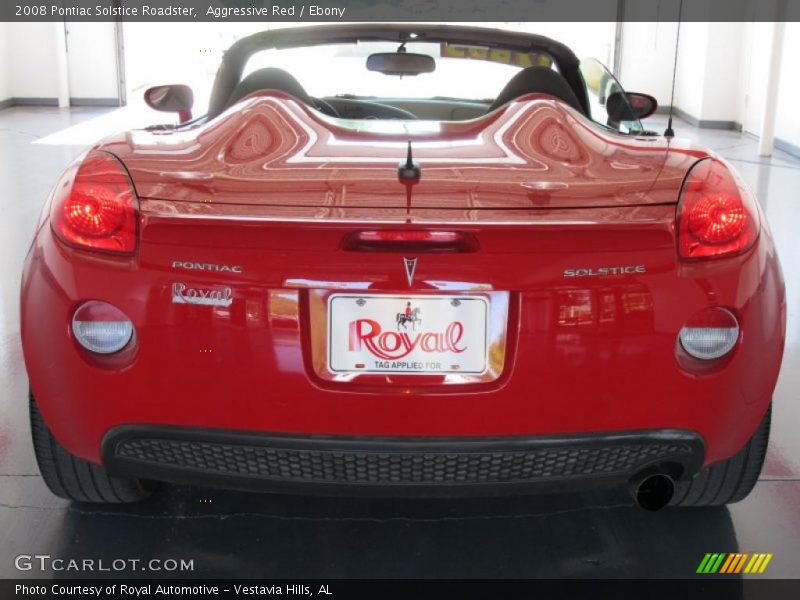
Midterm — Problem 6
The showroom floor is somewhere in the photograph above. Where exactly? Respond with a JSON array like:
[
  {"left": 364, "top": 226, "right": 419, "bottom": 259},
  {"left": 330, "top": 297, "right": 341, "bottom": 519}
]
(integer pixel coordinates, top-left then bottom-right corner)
[{"left": 0, "top": 106, "right": 799, "bottom": 579}]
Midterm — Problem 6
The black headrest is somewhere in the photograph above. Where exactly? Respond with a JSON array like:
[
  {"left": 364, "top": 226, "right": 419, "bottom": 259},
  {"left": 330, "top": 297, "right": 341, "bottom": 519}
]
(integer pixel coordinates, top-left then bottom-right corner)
[
  {"left": 227, "top": 67, "right": 313, "bottom": 107},
  {"left": 490, "top": 66, "right": 584, "bottom": 113}
]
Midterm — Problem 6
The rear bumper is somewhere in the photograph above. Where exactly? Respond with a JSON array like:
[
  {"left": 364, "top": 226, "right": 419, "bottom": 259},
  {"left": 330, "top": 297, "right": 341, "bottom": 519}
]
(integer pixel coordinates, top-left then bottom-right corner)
[
  {"left": 102, "top": 426, "right": 705, "bottom": 496},
  {"left": 21, "top": 207, "right": 786, "bottom": 470}
]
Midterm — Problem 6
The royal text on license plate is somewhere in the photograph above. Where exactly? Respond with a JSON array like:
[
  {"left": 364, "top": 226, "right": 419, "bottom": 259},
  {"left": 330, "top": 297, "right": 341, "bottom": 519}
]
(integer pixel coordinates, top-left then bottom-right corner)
[{"left": 327, "top": 294, "right": 489, "bottom": 375}]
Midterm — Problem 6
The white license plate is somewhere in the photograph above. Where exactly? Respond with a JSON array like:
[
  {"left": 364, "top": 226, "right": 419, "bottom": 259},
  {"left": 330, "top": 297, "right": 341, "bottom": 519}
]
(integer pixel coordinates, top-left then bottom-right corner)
[{"left": 327, "top": 294, "right": 489, "bottom": 375}]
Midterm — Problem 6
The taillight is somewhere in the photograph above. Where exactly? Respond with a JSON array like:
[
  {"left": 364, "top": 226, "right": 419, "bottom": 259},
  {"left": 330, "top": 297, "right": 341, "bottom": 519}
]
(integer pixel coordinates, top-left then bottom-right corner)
[
  {"left": 676, "top": 158, "right": 759, "bottom": 260},
  {"left": 679, "top": 307, "right": 739, "bottom": 360},
  {"left": 51, "top": 151, "right": 138, "bottom": 254}
]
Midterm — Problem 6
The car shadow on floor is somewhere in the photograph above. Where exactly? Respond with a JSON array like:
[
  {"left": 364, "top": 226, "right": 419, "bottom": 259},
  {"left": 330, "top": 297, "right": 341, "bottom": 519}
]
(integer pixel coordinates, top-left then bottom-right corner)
[{"left": 44, "top": 483, "right": 743, "bottom": 581}]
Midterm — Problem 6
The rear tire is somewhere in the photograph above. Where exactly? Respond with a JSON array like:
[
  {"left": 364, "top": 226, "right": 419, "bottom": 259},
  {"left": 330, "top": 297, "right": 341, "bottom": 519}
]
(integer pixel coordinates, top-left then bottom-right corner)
[
  {"left": 30, "top": 393, "right": 156, "bottom": 503},
  {"left": 671, "top": 405, "right": 771, "bottom": 507}
]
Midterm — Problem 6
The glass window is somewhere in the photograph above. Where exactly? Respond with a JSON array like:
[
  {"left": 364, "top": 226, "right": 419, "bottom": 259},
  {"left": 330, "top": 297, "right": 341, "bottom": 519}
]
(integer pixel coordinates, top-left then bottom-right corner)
[
  {"left": 243, "top": 42, "right": 555, "bottom": 102},
  {"left": 579, "top": 58, "right": 643, "bottom": 134}
]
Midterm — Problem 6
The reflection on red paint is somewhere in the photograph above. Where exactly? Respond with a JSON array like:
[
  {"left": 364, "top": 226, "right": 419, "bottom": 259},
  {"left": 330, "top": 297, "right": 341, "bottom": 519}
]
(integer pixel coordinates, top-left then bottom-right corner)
[
  {"left": 558, "top": 290, "right": 594, "bottom": 327},
  {"left": 557, "top": 286, "right": 654, "bottom": 330}
]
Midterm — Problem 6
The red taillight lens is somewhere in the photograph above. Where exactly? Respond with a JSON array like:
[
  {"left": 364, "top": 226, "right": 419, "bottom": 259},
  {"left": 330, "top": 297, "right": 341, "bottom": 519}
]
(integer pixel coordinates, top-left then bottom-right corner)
[
  {"left": 51, "top": 151, "right": 138, "bottom": 254},
  {"left": 342, "top": 229, "right": 476, "bottom": 252},
  {"left": 357, "top": 230, "right": 460, "bottom": 243},
  {"left": 676, "top": 158, "right": 759, "bottom": 260}
]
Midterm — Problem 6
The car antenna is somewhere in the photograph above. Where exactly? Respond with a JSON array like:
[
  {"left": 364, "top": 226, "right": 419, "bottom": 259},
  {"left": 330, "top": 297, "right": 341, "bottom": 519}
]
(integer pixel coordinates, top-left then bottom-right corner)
[
  {"left": 398, "top": 140, "right": 421, "bottom": 181},
  {"left": 664, "top": 0, "right": 683, "bottom": 138}
]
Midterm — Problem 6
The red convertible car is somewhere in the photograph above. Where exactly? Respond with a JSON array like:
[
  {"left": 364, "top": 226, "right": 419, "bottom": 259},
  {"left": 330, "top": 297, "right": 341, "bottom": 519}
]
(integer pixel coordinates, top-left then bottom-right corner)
[{"left": 21, "top": 25, "right": 785, "bottom": 510}]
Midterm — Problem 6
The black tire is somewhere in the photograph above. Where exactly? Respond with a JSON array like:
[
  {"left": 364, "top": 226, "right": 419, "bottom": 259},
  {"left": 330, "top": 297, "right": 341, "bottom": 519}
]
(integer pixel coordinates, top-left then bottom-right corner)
[
  {"left": 30, "top": 393, "right": 156, "bottom": 503},
  {"left": 671, "top": 405, "right": 771, "bottom": 507}
]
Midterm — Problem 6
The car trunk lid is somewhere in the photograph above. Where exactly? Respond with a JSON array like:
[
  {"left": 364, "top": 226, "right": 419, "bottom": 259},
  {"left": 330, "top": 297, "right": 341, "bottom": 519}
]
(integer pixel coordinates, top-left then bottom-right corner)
[{"left": 109, "top": 93, "right": 701, "bottom": 212}]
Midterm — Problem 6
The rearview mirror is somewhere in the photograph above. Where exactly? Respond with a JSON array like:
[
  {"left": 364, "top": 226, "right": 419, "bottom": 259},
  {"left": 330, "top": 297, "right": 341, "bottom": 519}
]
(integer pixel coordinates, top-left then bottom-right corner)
[
  {"left": 144, "top": 84, "right": 194, "bottom": 124},
  {"left": 366, "top": 53, "right": 435, "bottom": 76},
  {"left": 607, "top": 91, "right": 658, "bottom": 121}
]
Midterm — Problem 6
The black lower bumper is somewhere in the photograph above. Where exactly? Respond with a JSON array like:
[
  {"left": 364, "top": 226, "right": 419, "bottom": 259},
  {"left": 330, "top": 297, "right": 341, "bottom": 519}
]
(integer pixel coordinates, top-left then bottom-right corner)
[{"left": 102, "top": 427, "right": 705, "bottom": 497}]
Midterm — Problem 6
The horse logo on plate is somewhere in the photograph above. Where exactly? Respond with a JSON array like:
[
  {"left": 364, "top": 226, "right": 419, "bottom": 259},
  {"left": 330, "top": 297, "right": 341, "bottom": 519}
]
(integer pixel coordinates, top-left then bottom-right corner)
[{"left": 397, "top": 301, "right": 422, "bottom": 331}]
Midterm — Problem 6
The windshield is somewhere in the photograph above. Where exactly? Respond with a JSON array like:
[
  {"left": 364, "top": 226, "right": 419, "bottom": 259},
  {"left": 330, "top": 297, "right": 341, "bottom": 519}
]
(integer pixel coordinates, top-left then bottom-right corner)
[{"left": 243, "top": 42, "right": 555, "bottom": 101}]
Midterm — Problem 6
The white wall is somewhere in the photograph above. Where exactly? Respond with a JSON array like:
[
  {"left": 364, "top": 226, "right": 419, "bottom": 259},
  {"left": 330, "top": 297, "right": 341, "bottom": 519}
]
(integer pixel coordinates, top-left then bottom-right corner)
[
  {"left": 65, "top": 23, "right": 119, "bottom": 100},
  {"left": 672, "top": 21, "right": 708, "bottom": 119},
  {"left": 621, "top": 18, "right": 798, "bottom": 154},
  {"left": 620, "top": 20, "right": 743, "bottom": 124},
  {"left": 7, "top": 23, "right": 60, "bottom": 99},
  {"left": 0, "top": 22, "right": 118, "bottom": 103},
  {"left": 0, "top": 22, "right": 10, "bottom": 102},
  {"left": 698, "top": 22, "right": 743, "bottom": 123},
  {"left": 774, "top": 22, "right": 800, "bottom": 150},
  {"left": 619, "top": 21, "right": 679, "bottom": 106}
]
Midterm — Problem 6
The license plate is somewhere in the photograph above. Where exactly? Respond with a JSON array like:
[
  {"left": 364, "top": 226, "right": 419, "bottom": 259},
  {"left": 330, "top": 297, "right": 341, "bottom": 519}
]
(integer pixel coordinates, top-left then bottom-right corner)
[{"left": 327, "top": 294, "right": 489, "bottom": 375}]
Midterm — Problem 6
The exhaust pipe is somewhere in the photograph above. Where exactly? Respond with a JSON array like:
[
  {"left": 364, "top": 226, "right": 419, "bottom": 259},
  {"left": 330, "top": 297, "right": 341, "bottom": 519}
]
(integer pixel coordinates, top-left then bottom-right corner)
[{"left": 631, "top": 472, "right": 675, "bottom": 511}]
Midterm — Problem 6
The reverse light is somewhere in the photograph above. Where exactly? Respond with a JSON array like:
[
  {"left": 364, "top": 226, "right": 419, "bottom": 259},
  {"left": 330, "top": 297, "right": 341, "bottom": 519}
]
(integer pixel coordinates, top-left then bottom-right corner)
[
  {"left": 676, "top": 158, "right": 759, "bottom": 260},
  {"left": 72, "top": 301, "right": 134, "bottom": 354},
  {"left": 679, "top": 307, "right": 739, "bottom": 360},
  {"left": 51, "top": 151, "right": 138, "bottom": 254}
]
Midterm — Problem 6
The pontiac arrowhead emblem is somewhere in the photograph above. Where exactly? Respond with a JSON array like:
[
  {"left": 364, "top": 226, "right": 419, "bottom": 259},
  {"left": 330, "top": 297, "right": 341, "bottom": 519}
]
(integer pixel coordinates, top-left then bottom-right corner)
[{"left": 403, "top": 257, "right": 418, "bottom": 287}]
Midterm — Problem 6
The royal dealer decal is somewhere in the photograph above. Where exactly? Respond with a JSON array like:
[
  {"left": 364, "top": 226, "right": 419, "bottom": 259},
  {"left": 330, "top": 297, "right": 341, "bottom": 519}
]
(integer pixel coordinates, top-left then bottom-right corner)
[{"left": 172, "top": 283, "right": 233, "bottom": 308}]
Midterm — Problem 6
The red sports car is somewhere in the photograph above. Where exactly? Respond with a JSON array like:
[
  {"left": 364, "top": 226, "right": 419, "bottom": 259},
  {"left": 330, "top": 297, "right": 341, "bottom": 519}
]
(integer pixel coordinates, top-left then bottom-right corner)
[{"left": 21, "top": 25, "right": 785, "bottom": 510}]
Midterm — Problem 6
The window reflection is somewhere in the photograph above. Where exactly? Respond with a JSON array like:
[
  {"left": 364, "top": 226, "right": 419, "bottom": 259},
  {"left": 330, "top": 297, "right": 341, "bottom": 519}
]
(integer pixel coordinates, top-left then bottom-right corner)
[{"left": 557, "top": 285, "right": 653, "bottom": 330}]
